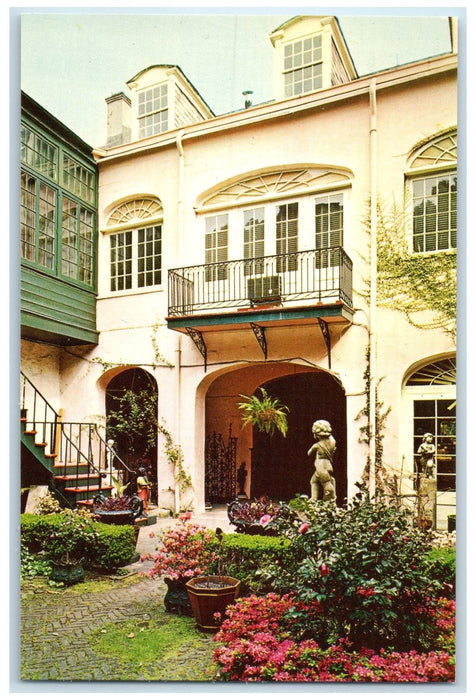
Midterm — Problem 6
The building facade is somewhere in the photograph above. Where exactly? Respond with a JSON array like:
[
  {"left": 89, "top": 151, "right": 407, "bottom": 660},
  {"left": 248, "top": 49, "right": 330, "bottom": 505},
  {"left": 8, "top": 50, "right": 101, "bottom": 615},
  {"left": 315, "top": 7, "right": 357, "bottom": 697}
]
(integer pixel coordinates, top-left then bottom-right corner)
[{"left": 20, "top": 16, "right": 457, "bottom": 528}]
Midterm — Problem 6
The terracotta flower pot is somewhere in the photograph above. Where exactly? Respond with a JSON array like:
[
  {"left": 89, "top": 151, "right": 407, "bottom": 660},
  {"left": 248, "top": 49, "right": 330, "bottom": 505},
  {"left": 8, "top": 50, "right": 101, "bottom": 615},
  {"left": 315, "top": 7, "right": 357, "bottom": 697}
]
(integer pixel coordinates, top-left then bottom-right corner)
[{"left": 186, "top": 575, "right": 240, "bottom": 631}]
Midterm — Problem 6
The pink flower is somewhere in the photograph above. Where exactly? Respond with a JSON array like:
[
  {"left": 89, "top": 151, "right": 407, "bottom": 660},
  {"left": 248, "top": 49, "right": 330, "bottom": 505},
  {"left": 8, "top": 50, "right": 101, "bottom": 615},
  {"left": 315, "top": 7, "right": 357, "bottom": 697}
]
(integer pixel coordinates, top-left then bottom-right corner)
[
  {"left": 299, "top": 522, "right": 309, "bottom": 534},
  {"left": 260, "top": 514, "right": 271, "bottom": 526},
  {"left": 179, "top": 511, "right": 192, "bottom": 521}
]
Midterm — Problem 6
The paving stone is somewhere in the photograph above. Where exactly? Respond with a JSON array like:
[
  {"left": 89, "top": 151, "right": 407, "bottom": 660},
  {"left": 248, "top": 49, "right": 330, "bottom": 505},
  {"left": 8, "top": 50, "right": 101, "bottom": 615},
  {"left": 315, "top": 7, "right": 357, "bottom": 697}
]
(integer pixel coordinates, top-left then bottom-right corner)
[{"left": 20, "top": 571, "right": 218, "bottom": 682}]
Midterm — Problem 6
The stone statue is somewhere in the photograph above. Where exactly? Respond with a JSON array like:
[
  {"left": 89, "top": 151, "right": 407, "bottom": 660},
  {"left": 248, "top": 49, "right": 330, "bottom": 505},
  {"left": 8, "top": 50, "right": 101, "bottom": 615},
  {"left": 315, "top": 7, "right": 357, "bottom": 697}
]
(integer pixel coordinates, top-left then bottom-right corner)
[
  {"left": 308, "top": 419, "right": 336, "bottom": 501},
  {"left": 237, "top": 462, "right": 248, "bottom": 497},
  {"left": 417, "top": 433, "right": 436, "bottom": 479}
]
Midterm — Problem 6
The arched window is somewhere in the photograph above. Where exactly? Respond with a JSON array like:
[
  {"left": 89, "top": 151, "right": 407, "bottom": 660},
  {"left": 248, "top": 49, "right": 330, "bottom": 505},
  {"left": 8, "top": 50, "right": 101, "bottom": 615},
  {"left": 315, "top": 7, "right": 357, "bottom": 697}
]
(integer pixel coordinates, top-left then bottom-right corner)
[
  {"left": 105, "top": 197, "right": 163, "bottom": 292},
  {"left": 197, "top": 166, "right": 352, "bottom": 277},
  {"left": 407, "top": 130, "right": 457, "bottom": 253},
  {"left": 405, "top": 357, "right": 456, "bottom": 494}
]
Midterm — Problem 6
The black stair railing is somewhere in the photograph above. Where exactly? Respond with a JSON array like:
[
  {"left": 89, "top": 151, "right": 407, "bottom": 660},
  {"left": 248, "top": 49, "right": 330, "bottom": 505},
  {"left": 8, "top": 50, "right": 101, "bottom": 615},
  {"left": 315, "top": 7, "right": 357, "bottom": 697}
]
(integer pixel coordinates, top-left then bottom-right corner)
[
  {"left": 20, "top": 372, "right": 136, "bottom": 507},
  {"left": 21, "top": 371, "right": 59, "bottom": 456}
]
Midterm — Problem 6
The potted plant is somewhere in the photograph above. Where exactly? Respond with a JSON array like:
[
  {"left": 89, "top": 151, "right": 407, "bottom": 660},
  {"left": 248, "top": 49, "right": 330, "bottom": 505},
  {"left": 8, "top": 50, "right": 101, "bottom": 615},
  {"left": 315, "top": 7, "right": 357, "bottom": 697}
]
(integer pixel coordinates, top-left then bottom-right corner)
[
  {"left": 185, "top": 528, "right": 241, "bottom": 632},
  {"left": 237, "top": 387, "right": 289, "bottom": 437},
  {"left": 42, "top": 511, "right": 98, "bottom": 586},
  {"left": 93, "top": 476, "right": 144, "bottom": 526},
  {"left": 227, "top": 496, "right": 289, "bottom": 535},
  {"left": 144, "top": 512, "right": 219, "bottom": 615}
]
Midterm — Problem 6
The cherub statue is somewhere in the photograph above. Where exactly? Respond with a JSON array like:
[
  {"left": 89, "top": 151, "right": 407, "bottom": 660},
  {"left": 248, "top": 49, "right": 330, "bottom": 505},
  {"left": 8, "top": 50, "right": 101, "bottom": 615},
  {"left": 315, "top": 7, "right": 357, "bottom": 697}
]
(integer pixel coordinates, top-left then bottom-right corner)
[
  {"left": 417, "top": 433, "right": 436, "bottom": 479},
  {"left": 308, "top": 419, "right": 336, "bottom": 501}
]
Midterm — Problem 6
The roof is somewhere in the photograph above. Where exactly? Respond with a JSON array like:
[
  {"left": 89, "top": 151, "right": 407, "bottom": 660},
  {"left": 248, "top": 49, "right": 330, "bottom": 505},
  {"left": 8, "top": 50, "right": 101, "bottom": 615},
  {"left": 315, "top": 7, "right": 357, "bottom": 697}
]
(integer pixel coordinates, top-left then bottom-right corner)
[{"left": 126, "top": 64, "right": 215, "bottom": 117}]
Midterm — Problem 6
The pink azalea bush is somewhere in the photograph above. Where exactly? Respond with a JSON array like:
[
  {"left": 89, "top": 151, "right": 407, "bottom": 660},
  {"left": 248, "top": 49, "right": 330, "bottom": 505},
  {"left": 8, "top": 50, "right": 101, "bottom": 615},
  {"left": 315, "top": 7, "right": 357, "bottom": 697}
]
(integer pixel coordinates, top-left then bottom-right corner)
[
  {"left": 142, "top": 513, "right": 218, "bottom": 581},
  {"left": 213, "top": 593, "right": 455, "bottom": 682}
]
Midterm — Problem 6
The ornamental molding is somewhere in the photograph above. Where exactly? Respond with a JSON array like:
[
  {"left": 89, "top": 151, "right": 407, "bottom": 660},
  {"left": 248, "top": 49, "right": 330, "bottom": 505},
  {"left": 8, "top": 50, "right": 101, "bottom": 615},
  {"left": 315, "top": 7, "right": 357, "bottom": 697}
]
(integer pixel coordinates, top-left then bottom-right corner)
[
  {"left": 105, "top": 196, "right": 163, "bottom": 230},
  {"left": 409, "top": 130, "right": 457, "bottom": 170},
  {"left": 198, "top": 165, "right": 353, "bottom": 211}
]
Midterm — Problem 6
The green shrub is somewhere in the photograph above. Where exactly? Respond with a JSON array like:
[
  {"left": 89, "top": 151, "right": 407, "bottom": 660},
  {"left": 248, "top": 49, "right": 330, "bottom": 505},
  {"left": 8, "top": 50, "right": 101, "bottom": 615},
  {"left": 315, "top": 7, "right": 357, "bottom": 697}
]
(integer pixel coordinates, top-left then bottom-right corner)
[
  {"left": 422, "top": 547, "right": 456, "bottom": 597},
  {"left": 89, "top": 522, "right": 137, "bottom": 572},
  {"left": 267, "top": 487, "right": 441, "bottom": 652},
  {"left": 208, "top": 532, "right": 292, "bottom": 594},
  {"left": 20, "top": 513, "right": 137, "bottom": 572},
  {"left": 21, "top": 513, "right": 59, "bottom": 553}
]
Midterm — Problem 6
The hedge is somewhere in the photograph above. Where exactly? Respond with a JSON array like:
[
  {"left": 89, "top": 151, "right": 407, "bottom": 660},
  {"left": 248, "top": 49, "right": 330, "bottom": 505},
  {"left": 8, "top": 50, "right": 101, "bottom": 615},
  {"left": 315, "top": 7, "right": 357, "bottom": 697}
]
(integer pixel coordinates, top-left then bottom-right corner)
[
  {"left": 20, "top": 513, "right": 137, "bottom": 572},
  {"left": 209, "top": 532, "right": 292, "bottom": 594}
]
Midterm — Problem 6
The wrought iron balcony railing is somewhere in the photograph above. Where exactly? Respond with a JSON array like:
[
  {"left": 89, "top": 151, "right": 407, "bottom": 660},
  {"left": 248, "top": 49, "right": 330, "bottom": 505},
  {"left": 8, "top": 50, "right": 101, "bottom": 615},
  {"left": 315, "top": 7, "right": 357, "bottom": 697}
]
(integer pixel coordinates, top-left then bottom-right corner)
[{"left": 168, "top": 247, "right": 353, "bottom": 316}]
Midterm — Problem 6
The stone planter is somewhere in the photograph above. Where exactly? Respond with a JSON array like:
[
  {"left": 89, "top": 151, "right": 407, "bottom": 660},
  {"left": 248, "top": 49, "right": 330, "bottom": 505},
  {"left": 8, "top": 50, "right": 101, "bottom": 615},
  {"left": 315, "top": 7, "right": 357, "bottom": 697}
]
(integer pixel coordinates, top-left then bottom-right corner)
[
  {"left": 94, "top": 509, "right": 138, "bottom": 526},
  {"left": 186, "top": 575, "right": 240, "bottom": 631}
]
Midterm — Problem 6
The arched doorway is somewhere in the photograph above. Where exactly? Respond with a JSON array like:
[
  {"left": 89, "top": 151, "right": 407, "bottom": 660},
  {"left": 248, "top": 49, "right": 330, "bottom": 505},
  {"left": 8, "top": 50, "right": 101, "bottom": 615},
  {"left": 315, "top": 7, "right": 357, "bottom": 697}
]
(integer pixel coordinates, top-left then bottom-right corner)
[
  {"left": 204, "top": 365, "right": 347, "bottom": 506},
  {"left": 105, "top": 368, "right": 158, "bottom": 476},
  {"left": 250, "top": 372, "right": 347, "bottom": 504}
]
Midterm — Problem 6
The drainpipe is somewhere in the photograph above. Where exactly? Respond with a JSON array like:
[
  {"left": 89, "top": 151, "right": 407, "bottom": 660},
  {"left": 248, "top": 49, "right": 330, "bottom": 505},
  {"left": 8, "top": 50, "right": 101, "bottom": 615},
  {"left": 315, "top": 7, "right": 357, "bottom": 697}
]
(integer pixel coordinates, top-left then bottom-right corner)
[
  {"left": 368, "top": 79, "right": 377, "bottom": 496},
  {"left": 174, "top": 130, "right": 185, "bottom": 514}
]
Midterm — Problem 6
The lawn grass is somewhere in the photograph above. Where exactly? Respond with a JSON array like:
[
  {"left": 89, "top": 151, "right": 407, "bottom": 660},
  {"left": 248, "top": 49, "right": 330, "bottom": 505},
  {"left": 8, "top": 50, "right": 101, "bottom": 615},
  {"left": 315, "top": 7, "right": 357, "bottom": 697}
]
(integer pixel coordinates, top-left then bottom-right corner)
[{"left": 89, "top": 613, "right": 219, "bottom": 681}]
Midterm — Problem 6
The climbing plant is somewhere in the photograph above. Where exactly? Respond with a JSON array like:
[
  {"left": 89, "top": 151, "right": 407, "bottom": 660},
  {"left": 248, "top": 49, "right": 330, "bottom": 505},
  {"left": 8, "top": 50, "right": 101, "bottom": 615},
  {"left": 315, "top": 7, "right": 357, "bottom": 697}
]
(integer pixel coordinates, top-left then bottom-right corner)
[
  {"left": 376, "top": 203, "right": 457, "bottom": 340},
  {"left": 106, "top": 388, "right": 158, "bottom": 465}
]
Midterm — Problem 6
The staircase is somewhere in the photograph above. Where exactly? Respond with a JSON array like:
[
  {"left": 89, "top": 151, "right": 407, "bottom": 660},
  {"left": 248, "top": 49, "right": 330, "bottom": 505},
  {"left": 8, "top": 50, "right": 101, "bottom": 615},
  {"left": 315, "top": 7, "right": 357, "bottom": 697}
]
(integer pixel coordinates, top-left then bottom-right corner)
[{"left": 21, "top": 372, "right": 134, "bottom": 509}]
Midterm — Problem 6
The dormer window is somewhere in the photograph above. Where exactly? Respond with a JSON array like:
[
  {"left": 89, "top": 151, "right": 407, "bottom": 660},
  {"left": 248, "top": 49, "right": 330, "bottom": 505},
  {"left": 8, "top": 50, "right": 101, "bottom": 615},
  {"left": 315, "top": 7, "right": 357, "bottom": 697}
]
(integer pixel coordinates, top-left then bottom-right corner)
[
  {"left": 269, "top": 17, "right": 357, "bottom": 101},
  {"left": 138, "top": 84, "right": 168, "bottom": 138},
  {"left": 283, "top": 35, "right": 323, "bottom": 97}
]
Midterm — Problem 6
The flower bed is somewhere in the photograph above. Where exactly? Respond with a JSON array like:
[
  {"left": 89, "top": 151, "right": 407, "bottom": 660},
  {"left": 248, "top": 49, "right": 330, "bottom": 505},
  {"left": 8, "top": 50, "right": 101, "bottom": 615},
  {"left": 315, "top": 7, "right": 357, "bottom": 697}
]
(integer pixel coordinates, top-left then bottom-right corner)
[{"left": 213, "top": 593, "right": 455, "bottom": 682}]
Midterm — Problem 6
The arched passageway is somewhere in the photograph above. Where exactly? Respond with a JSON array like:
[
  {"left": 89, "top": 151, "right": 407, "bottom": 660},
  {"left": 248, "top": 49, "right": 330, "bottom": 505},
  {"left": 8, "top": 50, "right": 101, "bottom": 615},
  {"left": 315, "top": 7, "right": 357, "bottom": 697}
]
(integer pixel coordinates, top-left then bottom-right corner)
[
  {"left": 105, "top": 367, "right": 158, "bottom": 475},
  {"left": 250, "top": 372, "right": 347, "bottom": 504},
  {"left": 204, "top": 365, "right": 347, "bottom": 505}
]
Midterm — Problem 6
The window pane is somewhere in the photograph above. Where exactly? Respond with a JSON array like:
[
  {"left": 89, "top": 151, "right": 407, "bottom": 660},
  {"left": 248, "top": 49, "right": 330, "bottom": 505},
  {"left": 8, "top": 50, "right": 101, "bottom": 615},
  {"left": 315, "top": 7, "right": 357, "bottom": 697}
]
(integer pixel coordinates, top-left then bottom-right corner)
[
  {"left": 205, "top": 215, "right": 228, "bottom": 281},
  {"left": 110, "top": 231, "right": 132, "bottom": 291},
  {"left": 276, "top": 202, "right": 298, "bottom": 271},
  {"left": 20, "top": 171, "right": 37, "bottom": 261},
  {"left": 244, "top": 207, "right": 265, "bottom": 274},
  {"left": 412, "top": 173, "right": 457, "bottom": 252},
  {"left": 413, "top": 398, "right": 456, "bottom": 491},
  {"left": 137, "top": 225, "right": 162, "bottom": 288}
]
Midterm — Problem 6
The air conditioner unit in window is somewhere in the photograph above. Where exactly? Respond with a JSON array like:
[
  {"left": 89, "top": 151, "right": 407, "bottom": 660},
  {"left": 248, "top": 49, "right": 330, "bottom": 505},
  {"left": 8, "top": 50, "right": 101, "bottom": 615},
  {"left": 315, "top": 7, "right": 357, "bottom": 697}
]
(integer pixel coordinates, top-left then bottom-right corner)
[{"left": 247, "top": 275, "right": 282, "bottom": 303}]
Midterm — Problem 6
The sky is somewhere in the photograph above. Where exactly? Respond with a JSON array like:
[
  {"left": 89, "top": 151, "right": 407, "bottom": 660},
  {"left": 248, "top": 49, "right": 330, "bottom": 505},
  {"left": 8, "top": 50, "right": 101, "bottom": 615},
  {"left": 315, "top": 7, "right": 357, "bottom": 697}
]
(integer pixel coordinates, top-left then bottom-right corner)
[{"left": 16, "top": 7, "right": 457, "bottom": 148}]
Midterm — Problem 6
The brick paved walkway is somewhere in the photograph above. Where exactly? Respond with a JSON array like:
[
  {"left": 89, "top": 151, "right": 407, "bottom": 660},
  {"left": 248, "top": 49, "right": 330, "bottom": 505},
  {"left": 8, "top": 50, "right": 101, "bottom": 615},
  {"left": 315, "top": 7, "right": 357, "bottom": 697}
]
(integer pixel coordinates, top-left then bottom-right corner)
[
  {"left": 20, "top": 569, "right": 218, "bottom": 682},
  {"left": 19, "top": 512, "right": 230, "bottom": 683}
]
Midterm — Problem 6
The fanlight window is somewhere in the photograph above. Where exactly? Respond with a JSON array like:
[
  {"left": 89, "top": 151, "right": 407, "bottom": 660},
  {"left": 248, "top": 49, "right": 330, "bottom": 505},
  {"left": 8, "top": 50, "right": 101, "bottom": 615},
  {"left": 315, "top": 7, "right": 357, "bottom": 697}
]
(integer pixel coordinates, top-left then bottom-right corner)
[
  {"left": 201, "top": 168, "right": 351, "bottom": 208},
  {"left": 107, "top": 198, "right": 163, "bottom": 227},
  {"left": 406, "top": 357, "right": 456, "bottom": 493},
  {"left": 410, "top": 132, "right": 457, "bottom": 170},
  {"left": 406, "top": 357, "right": 456, "bottom": 386},
  {"left": 106, "top": 197, "right": 163, "bottom": 292}
]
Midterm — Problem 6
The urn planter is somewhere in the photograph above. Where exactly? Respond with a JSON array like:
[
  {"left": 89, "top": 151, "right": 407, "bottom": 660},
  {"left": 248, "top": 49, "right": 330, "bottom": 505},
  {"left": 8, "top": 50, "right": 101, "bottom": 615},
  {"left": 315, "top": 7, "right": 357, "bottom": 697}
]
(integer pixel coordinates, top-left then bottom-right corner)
[
  {"left": 186, "top": 575, "right": 240, "bottom": 631},
  {"left": 49, "top": 559, "right": 85, "bottom": 586},
  {"left": 163, "top": 577, "right": 193, "bottom": 616}
]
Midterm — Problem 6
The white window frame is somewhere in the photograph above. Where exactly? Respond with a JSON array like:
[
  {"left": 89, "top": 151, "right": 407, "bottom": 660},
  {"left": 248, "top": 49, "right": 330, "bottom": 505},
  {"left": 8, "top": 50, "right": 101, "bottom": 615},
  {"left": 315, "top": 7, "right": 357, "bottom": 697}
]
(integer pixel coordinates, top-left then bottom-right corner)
[
  {"left": 283, "top": 34, "right": 323, "bottom": 97},
  {"left": 402, "top": 382, "right": 456, "bottom": 531},
  {"left": 137, "top": 83, "right": 168, "bottom": 138},
  {"left": 109, "top": 224, "right": 162, "bottom": 293}
]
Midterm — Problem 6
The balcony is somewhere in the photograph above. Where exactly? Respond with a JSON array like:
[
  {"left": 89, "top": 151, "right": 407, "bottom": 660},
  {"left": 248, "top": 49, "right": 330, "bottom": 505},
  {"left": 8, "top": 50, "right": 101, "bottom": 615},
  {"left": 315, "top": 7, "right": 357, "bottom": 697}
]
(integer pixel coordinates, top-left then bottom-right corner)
[
  {"left": 166, "top": 248, "right": 354, "bottom": 368},
  {"left": 168, "top": 247, "right": 353, "bottom": 316}
]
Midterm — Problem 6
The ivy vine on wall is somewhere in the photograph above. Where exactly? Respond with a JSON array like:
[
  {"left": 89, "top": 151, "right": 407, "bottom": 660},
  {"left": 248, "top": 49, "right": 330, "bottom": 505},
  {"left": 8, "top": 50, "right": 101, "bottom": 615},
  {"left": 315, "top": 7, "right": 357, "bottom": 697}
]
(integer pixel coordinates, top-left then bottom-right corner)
[{"left": 376, "top": 203, "right": 457, "bottom": 340}]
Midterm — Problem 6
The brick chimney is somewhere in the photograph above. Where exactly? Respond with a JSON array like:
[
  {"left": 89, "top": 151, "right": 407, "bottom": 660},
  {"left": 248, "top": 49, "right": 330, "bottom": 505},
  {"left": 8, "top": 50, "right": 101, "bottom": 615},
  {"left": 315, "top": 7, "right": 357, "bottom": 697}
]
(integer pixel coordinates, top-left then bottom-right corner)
[{"left": 105, "top": 92, "right": 131, "bottom": 147}]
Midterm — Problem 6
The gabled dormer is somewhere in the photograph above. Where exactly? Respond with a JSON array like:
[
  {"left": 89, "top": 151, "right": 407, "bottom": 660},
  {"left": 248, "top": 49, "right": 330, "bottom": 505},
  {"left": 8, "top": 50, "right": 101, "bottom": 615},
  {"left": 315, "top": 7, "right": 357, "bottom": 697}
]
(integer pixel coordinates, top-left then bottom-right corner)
[
  {"left": 269, "top": 15, "right": 358, "bottom": 101},
  {"left": 105, "top": 65, "right": 214, "bottom": 146}
]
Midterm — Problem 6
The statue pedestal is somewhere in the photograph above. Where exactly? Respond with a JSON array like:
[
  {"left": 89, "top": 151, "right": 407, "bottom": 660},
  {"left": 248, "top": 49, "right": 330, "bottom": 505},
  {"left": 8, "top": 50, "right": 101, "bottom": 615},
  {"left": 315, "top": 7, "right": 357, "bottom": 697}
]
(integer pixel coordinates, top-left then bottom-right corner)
[{"left": 417, "top": 477, "right": 437, "bottom": 530}]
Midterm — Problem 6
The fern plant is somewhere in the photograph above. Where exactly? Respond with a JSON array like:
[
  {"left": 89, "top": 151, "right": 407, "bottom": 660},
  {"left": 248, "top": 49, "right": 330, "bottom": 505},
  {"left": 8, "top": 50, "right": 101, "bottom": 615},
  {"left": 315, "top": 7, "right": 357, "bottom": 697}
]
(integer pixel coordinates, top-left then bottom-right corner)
[{"left": 237, "top": 388, "right": 289, "bottom": 438}]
